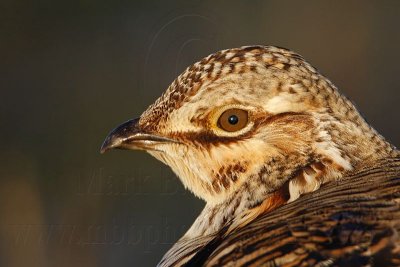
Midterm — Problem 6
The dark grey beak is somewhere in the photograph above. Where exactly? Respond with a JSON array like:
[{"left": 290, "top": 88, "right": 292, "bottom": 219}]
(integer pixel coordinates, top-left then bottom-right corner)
[{"left": 100, "top": 118, "right": 178, "bottom": 154}]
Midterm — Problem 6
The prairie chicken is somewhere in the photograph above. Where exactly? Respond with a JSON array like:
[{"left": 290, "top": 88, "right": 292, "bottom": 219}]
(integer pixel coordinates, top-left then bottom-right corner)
[{"left": 101, "top": 46, "right": 400, "bottom": 266}]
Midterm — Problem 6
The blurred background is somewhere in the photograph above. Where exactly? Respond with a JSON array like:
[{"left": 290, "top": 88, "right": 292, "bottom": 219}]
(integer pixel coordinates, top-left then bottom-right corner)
[{"left": 1, "top": 1, "right": 400, "bottom": 266}]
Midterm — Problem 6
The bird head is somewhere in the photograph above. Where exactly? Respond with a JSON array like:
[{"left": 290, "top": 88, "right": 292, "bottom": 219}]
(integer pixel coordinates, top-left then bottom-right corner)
[{"left": 101, "top": 46, "right": 395, "bottom": 205}]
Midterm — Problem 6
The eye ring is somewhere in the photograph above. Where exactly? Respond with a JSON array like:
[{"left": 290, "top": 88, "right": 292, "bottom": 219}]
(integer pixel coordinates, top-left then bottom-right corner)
[{"left": 217, "top": 108, "right": 249, "bottom": 132}]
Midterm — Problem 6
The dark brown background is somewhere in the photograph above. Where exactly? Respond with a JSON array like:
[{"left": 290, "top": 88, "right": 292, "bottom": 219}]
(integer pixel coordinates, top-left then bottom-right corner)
[{"left": 1, "top": 1, "right": 399, "bottom": 266}]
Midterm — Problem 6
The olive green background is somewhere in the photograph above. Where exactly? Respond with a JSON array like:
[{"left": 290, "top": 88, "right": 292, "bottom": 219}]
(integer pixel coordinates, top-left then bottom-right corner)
[{"left": 1, "top": 1, "right": 400, "bottom": 266}]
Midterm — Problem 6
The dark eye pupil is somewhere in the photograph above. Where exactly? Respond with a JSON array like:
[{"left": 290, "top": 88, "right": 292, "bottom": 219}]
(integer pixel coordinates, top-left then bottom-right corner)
[{"left": 228, "top": 115, "right": 239, "bottom": 125}]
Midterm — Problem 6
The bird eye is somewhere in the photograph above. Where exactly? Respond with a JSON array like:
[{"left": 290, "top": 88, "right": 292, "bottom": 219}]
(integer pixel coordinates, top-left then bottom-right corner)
[{"left": 218, "top": 108, "right": 248, "bottom": 132}]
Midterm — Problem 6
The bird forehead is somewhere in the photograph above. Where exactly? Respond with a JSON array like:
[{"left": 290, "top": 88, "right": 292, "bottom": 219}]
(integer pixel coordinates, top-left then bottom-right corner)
[{"left": 139, "top": 46, "right": 317, "bottom": 131}]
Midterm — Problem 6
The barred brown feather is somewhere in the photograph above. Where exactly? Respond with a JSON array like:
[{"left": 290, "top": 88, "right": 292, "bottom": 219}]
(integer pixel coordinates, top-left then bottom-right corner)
[
  {"left": 101, "top": 46, "right": 400, "bottom": 266},
  {"left": 160, "top": 158, "right": 400, "bottom": 267}
]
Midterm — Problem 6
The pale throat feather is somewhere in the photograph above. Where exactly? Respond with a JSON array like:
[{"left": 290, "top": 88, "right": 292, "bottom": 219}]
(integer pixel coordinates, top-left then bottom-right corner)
[{"left": 183, "top": 139, "right": 354, "bottom": 239}]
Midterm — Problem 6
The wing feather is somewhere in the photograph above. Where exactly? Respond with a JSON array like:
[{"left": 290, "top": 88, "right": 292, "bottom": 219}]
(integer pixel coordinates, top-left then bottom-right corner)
[{"left": 193, "top": 158, "right": 400, "bottom": 266}]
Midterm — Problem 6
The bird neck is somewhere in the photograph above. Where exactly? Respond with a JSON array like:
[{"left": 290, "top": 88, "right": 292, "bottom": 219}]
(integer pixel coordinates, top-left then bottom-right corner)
[
  {"left": 183, "top": 159, "right": 340, "bottom": 239},
  {"left": 183, "top": 127, "right": 399, "bottom": 240}
]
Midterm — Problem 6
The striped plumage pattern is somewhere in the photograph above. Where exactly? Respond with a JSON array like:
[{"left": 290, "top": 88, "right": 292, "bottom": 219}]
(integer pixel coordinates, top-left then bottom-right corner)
[
  {"left": 161, "top": 157, "right": 400, "bottom": 266},
  {"left": 100, "top": 46, "right": 400, "bottom": 266}
]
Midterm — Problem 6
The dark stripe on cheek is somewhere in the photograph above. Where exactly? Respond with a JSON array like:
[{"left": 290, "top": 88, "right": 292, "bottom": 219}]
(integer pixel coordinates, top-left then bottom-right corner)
[{"left": 172, "top": 131, "right": 240, "bottom": 147}]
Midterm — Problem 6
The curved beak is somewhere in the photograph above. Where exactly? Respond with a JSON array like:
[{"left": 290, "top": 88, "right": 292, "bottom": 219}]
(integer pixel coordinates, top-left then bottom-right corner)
[{"left": 100, "top": 118, "right": 178, "bottom": 153}]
